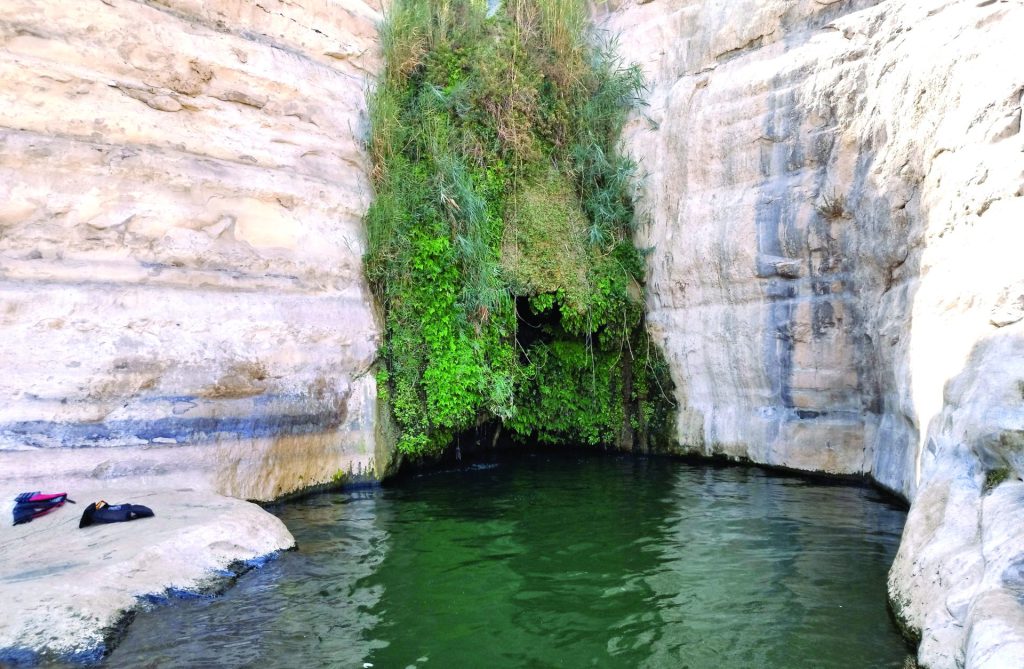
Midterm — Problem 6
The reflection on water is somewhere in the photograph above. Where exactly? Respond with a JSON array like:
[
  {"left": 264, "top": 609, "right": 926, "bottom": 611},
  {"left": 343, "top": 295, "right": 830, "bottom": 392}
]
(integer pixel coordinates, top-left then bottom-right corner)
[{"left": 106, "top": 453, "right": 912, "bottom": 668}]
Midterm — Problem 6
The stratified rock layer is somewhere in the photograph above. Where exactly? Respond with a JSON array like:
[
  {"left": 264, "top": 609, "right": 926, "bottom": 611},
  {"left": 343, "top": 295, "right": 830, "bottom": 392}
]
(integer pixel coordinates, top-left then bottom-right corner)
[
  {"left": 604, "top": 0, "right": 1024, "bottom": 666},
  {"left": 0, "top": 1, "right": 388, "bottom": 659},
  {"left": 0, "top": 0, "right": 391, "bottom": 500}
]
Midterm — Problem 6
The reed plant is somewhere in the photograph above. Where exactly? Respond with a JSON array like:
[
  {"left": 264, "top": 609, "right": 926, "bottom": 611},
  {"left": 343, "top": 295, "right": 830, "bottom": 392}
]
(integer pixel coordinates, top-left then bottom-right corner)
[{"left": 366, "top": 0, "right": 673, "bottom": 456}]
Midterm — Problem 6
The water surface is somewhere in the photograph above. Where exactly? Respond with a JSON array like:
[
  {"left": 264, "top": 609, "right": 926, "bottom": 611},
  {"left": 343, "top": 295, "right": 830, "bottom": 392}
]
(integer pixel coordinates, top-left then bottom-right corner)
[{"left": 107, "top": 452, "right": 911, "bottom": 668}]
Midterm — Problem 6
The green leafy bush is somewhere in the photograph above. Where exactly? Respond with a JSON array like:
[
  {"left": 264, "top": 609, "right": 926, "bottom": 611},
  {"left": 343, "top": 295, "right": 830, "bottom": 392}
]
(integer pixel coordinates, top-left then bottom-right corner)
[{"left": 366, "top": 0, "right": 673, "bottom": 457}]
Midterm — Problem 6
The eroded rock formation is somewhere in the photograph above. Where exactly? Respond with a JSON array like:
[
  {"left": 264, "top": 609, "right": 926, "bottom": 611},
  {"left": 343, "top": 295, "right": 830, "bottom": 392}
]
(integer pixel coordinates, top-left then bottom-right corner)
[
  {"left": 602, "top": 0, "right": 1024, "bottom": 666},
  {"left": 0, "top": 0, "right": 390, "bottom": 501},
  {"left": 0, "top": 0, "right": 388, "bottom": 659}
]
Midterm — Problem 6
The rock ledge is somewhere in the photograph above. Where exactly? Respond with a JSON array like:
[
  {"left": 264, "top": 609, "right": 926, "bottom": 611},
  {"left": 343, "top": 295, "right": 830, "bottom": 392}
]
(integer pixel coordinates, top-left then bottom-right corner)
[{"left": 0, "top": 484, "right": 294, "bottom": 663}]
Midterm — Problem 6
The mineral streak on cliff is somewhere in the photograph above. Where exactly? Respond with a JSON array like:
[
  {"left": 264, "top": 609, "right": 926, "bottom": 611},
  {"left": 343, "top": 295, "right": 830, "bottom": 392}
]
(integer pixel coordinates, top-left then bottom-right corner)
[{"left": 602, "top": 0, "right": 1024, "bottom": 665}]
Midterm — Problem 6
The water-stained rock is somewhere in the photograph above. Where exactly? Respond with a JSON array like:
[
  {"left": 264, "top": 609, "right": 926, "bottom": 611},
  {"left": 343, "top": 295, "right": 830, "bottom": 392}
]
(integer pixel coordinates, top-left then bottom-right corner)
[{"left": 603, "top": 0, "right": 1024, "bottom": 665}]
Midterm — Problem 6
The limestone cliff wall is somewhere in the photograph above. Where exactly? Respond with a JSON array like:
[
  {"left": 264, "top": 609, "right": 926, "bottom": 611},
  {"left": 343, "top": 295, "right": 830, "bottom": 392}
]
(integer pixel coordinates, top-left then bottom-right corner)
[
  {"left": 604, "top": 0, "right": 1024, "bottom": 666},
  {"left": 3, "top": 0, "right": 1024, "bottom": 665},
  {"left": 0, "top": 0, "right": 390, "bottom": 501}
]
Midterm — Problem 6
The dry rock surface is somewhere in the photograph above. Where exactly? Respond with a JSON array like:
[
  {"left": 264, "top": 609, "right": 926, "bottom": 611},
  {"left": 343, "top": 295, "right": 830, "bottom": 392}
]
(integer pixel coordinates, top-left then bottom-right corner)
[
  {"left": 603, "top": 0, "right": 1024, "bottom": 666},
  {"left": 0, "top": 485, "right": 294, "bottom": 663},
  {"left": 0, "top": 0, "right": 390, "bottom": 501},
  {"left": 0, "top": 0, "right": 388, "bottom": 661}
]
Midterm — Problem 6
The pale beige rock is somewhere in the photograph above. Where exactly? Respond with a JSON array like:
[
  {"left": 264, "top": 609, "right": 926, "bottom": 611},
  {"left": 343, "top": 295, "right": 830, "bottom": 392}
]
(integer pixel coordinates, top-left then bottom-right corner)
[
  {"left": 603, "top": 0, "right": 1024, "bottom": 666},
  {"left": 0, "top": 484, "right": 294, "bottom": 661},
  {"left": 0, "top": 0, "right": 388, "bottom": 661},
  {"left": 0, "top": 0, "right": 392, "bottom": 500}
]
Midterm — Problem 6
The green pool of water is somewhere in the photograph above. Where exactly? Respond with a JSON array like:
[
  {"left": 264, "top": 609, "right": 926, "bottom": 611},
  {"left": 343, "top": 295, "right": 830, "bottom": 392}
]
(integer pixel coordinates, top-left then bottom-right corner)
[{"left": 106, "top": 452, "right": 912, "bottom": 668}]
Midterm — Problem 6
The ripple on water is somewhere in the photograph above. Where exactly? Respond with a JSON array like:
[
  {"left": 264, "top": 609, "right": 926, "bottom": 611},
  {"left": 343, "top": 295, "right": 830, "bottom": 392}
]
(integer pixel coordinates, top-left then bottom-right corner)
[{"left": 101, "top": 452, "right": 912, "bottom": 669}]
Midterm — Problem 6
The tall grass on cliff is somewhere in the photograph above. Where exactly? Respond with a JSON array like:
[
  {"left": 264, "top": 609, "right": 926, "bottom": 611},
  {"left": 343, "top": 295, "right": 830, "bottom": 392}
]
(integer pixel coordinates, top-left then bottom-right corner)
[{"left": 365, "top": 0, "right": 673, "bottom": 456}]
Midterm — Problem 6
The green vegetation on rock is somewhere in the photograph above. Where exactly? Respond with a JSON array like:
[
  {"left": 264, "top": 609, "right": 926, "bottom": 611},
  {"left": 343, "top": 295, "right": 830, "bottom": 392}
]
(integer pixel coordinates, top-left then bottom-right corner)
[
  {"left": 366, "top": 0, "right": 674, "bottom": 457},
  {"left": 984, "top": 466, "right": 1013, "bottom": 492}
]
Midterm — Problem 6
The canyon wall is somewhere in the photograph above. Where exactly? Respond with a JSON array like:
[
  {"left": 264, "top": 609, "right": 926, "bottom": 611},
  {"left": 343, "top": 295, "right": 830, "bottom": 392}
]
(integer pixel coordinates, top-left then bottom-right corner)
[
  {"left": 0, "top": 0, "right": 391, "bottom": 501},
  {"left": 3, "top": 0, "right": 1024, "bottom": 665},
  {"left": 603, "top": 0, "right": 1024, "bottom": 666}
]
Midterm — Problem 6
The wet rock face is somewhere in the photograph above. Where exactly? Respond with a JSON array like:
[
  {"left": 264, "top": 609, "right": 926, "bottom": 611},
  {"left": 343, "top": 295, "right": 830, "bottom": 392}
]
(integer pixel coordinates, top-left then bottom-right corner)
[
  {"left": 0, "top": 0, "right": 390, "bottom": 500},
  {"left": 604, "top": 0, "right": 1024, "bottom": 665}
]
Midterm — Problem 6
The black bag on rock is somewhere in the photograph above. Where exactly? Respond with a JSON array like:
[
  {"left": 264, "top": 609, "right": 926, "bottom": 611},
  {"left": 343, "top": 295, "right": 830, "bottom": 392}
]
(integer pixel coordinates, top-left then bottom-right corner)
[{"left": 79, "top": 500, "right": 155, "bottom": 528}]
